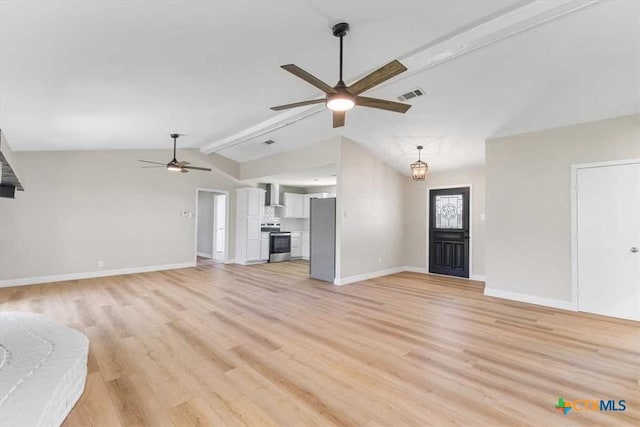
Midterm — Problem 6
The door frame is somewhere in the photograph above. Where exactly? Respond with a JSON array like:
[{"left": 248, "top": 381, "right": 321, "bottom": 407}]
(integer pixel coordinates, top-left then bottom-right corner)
[
  {"left": 425, "top": 184, "right": 473, "bottom": 279},
  {"left": 570, "top": 158, "right": 640, "bottom": 312},
  {"left": 194, "top": 188, "right": 230, "bottom": 264}
]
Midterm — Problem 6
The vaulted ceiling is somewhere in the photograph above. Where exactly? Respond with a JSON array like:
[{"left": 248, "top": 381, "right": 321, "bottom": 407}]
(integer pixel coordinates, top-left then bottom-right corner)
[{"left": 1, "top": 1, "right": 638, "bottom": 174}]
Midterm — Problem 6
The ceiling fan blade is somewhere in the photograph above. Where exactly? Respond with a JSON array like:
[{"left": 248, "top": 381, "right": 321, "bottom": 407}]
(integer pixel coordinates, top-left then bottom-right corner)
[
  {"left": 138, "top": 159, "right": 166, "bottom": 165},
  {"left": 182, "top": 165, "right": 212, "bottom": 172},
  {"left": 180, "top": 168, "right": 189, "bottom": 173},
  {"left": 271, "top": 98, "right": 325, "bottom": 111},
  {"left": 347, "top": 60, "right": 408, "bottom": 95},
  {"left": 281, "top": 64, "right": 337, "bottom": 94},
  {"left": 333, "top": 111, "right": 345, "bottom": 128},
  {"left": 176, "top": 160, "right": 191, "bottom": 166},
  {"left": 356, "top": 96, "right": 411, "bottom": 113}
]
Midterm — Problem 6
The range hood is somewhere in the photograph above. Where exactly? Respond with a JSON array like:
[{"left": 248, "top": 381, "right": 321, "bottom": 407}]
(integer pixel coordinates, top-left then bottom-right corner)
[{"left": 264, "top": 183, "right": 285, "bottom": 207}]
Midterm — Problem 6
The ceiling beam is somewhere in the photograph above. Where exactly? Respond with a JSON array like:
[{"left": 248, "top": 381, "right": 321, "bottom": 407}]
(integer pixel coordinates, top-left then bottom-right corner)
[{"left": 199, "top": 0, "right": 600, "bottom": 155}]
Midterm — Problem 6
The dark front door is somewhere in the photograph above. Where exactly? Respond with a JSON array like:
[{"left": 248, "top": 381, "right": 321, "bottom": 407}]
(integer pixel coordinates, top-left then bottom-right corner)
[{"left": 429, "top": 187, "right": 470, "bottom": 278}]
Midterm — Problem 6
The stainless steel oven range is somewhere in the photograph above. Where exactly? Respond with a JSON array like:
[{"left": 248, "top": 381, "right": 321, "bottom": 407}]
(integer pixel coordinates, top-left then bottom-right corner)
[{"left": 269, "top": 232, "right": 291, "bottom": 262}]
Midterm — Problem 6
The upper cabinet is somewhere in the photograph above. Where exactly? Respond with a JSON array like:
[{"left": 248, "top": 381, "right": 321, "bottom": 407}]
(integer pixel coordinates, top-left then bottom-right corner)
[
  {"left": 284, "top": 193, "right": 304, "bottom": 218},
  {"left": 302, "top": 194, "right": 311, "bottom": 218},
  {"left": 247, "top": 188, "right": 265, "bottom": 217},
  {"left": 283, "top": 192, "right": 331, "bottom": 218}
]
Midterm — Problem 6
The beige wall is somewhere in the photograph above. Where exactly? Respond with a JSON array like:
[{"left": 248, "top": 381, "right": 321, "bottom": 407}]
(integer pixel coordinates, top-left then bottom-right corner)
[
  {"left": 403, "top": 166, "right": 486, "bottom": 277},
  {"left": 0, "top": 149, "right": 239, "bottom": 283},
  {"left": 337, "top": 138, "right": 405, "bottom": 280},
  {"left": 196, "top": 191, "right": 214, "bottom": 256},
  {"left": 485, "top": 114, "right": 640, "bottom": 301},
  {"left": 239, "top": 136, "right": 340, "bottom": 181}
]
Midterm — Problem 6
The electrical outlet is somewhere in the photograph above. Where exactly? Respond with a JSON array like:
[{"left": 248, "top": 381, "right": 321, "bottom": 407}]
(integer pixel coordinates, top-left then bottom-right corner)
[{"left": 97, "top": 260, "right": 104, "bottom": 268}]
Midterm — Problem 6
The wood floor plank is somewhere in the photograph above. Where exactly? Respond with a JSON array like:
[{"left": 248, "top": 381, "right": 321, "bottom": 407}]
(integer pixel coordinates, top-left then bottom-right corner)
[{"left": 2, "top": 260, "right": 639, "bottom": 426}]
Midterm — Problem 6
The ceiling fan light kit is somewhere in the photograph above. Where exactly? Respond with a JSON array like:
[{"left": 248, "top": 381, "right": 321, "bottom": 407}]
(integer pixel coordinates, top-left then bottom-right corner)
[
  {"left": 326, "top": 87, "right": 355, "bottom": 111},
  {"left": 138, "top": 134, "right": 212, "bottom": 173},
  {"left": 271, "top": 22, "right": 412, "bottom": 128}
]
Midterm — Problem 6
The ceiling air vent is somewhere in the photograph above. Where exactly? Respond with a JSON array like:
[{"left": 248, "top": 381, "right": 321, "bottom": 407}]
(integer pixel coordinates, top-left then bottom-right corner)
[
  {"left": 397, "top": 88, "right": 425, "bottom": 102},
  {"left": 263, "top": 139, "right": 276, "bottom": 145}
]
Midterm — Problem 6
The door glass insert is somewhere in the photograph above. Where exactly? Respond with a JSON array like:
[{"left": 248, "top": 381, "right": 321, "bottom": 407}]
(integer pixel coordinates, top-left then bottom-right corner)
[{"left": 435, "top": 194, "right": 463, "bottom": 229}]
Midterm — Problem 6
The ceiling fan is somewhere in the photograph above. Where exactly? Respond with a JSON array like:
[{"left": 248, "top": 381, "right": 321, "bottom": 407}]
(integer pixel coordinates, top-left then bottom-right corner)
[
  {"left": 138, "top": 134, "right": 212, "bottom": 173},
  {"left": 271, "top": 22, "right": 411, "bottom": 128}
]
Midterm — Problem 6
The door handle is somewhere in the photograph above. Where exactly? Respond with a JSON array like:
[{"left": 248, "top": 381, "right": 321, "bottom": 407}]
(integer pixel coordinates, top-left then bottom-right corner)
[{"left": 632, "top": 247, "right": 639, "bottom": 253}]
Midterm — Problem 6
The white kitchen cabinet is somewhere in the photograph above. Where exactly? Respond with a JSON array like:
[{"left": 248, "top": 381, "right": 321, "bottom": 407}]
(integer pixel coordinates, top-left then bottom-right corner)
[
  {"left": 285, "top": 192, "right": 333, "bottom": 218},
  {"left": 301, "top": 231, "right": 310, "bottom": 259},
  {"left": 291, "top": 232, "right": 302, "bottom": 258},
  {"left": 247, "top": 188, "right": 264, "bottom": 217},
  {"left": 302, "top": 194, "right": 311, "bottom": 218},
  {"left": 234, "top": 187, "right": 266, "bottom": 264},
  {"left": 247, "top": 237, "right": 260, "bottom": 261},
  {"left": 284, "top": 193, "right": 294, "bottom": 217},
  {"left": 245, "top": 217, "right": 261, "bottom": 261},
  {"left": 284, "top": 193, "right": 304, "bottom": 218},
  {"left": 260, "top": 235, "right": 269, "bottom": 261}
]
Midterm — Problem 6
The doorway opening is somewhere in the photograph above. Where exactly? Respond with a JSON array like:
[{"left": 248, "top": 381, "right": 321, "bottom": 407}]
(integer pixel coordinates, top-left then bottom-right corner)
[
  {"left": 428, "top": 186, "right": 471, "bottom": 278},
  {"left": 195, "top": 189, "right": 228, "bottom": 265}
]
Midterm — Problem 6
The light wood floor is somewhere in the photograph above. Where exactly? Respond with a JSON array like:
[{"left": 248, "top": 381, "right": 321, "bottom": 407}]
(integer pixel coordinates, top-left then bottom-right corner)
[{"left": 0, "top": 261, "right": 638, "bottom": 426}]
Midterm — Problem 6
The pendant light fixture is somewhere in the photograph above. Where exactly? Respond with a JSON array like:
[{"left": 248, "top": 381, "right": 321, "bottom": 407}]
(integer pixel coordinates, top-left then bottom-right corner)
[{"left": 410, "top": 145, "right": 428, "bottom": 181}]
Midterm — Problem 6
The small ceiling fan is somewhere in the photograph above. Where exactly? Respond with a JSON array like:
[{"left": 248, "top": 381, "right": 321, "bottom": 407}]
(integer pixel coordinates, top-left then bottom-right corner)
[
  {"left": 271, "top": 22, "right": 411, "bottom": 128},
  {"left": 138, "top": 134, "right": 212, "bottom": 173}
]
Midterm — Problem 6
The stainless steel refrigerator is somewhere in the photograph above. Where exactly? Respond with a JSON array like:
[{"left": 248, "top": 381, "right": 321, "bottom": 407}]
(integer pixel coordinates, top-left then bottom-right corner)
[{"left": 309, "top": 197, "right": 336, "bottom": 283}]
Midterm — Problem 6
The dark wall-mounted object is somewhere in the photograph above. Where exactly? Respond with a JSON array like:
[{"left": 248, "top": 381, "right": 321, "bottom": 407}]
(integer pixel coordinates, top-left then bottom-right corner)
[
  {"left": 0, "top": 129, "right": 25, "bottom": 197},
  {"left": 0, "top": 185, "right": 16, "bottom": 199}
]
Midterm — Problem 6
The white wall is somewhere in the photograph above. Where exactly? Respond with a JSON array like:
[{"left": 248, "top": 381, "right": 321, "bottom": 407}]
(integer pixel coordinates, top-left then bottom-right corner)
[
  {"left": 485, "top": 114, "right": 640, "bottom": 302},
  {"left": 239, "top": 136, "right": 340, "bottom": 181},
  {"left": 197, "top": 191, "right": 214, "bottom": 256},
  {"left": 304, "top": 185, "right": 336, "bottom": 194},
  {"left": 336, "top": 137, "right": 405, "bottom": 282},
  {"left": 403, "top": 166, "right": 486, "bottom": 278},
  {"left": 0, "top": 149, "right": 238, "bottom": 285}
]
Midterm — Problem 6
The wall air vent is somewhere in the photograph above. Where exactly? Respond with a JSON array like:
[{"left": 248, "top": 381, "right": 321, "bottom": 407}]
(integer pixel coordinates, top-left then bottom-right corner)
[
  {"left": 397, "top": 88, "right": 425, "bottom": 102},
  {"left": 263, "top": 139, "right": 276, "bottom": 145}
]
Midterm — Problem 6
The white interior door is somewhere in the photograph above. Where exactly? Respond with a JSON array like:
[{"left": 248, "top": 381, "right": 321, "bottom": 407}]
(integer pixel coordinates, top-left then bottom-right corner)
[
  {"left": 213, "top": 194, "right": 226, "bottom": 261},
  {"left": 577, "top": 162, "right": 640, "bottom": 321}
]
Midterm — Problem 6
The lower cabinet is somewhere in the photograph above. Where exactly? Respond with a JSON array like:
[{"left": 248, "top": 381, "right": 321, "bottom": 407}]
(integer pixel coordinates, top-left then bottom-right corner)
[
  {"left": 301, "top": 231, "right": 309, "bottom": 259},
  {"left": 247, "top": 238, "right": 260, "bottom": 261},
  {"left": 260, "top": 237, "right": 269, "bottom": 261},
  {"left": 291, "top": 232, "right": 302, "bottom": 258}
]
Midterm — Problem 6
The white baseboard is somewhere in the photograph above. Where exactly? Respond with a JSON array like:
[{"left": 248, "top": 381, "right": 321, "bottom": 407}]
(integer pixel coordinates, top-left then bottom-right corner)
[
  {"left": 0, "top": 261, "right": 197, "bottom": 288},
  {"left": 229, "top": 259, "right": 268, "bottom": 266},
  {"left": 484, "top": 288, "right": 576, "bottom": 311},
  {"left": 402, "top": 266, "right": 485, "bottom": 282},
  {"left": 334, "top": 266, "right": 486, "bottom": 286},
  {"left": 334, "top": 267, "right": 405, "bottom": 286},
  {"left": 197, "top": 251, "right": 213, "bottom": 258},
  {"left": 403, "top": 266, "right": 429, "bottom": 274}
]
